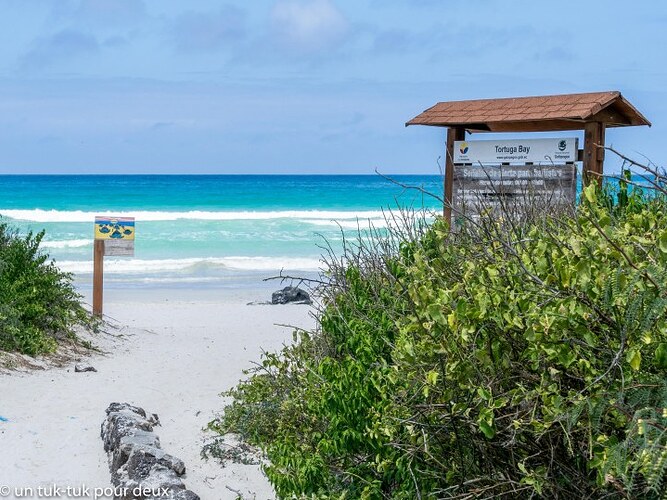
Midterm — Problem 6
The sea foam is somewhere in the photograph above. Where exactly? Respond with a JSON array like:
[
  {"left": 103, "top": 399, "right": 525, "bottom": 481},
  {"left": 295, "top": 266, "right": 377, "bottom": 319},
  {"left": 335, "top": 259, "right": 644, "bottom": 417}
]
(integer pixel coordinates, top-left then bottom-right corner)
[
  {"left": 299, "top": 218, "right": 391, "bottom": 229},
  {"left": 0, "top": 209, "right": 386, "bottom": 223},
  {"left": 40, "top": 239, "right": 91, "bottom": 249},
  {"left": 54, "top": 256, "right": 322, "bottom": 274}
]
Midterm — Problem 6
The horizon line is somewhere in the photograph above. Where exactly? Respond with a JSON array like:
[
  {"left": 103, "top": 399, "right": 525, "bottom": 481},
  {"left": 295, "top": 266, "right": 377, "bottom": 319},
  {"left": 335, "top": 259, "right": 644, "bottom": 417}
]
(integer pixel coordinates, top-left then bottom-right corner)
[{"left": 0, "top": 172, "right": 444, "bottom": 176}]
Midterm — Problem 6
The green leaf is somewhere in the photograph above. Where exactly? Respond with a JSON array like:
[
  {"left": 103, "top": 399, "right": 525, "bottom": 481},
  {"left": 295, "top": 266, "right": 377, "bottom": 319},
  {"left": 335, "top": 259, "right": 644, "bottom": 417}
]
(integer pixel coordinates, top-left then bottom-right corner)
[
  {"left": 626, "top": 349, "right": 641, "bottom": 371},
  {"left": 478, "top": 408, "right": 495, "bottom": 438},
  {"left": 477, "top": 387, "right": 492, "bottom": 401},
  {"left": 583, "top": 184, "right": 597, "bottom": 203},
  {"left": 655, "top": 343, "right": 667, "bottom": 369},
  {"left": 479, "top": 420, "right": 495, "bottom": 439},
  {"left": 427, "top": 303, "right": 446, "bottom": 325},
  {"left": 575, "top": 259, "right": 591, "bottom": 284},
  {"left": 659, "top": 232, "right": 667, "bottom": 253}
]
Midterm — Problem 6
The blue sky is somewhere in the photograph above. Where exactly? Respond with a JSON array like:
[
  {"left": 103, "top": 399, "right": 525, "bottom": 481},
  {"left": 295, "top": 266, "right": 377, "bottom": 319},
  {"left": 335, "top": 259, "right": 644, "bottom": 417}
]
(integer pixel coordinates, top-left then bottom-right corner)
[{"left": 0, "top": 0, "right": 665, "bottom": 174}]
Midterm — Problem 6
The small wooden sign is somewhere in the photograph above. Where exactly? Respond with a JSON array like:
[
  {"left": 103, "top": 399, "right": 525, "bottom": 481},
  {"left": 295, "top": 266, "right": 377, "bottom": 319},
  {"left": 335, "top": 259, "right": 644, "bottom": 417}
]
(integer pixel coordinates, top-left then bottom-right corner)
[
  {"left": 93, "top": 216, "right": 136, "bottom": 316},
  {"left": 94, "top": 216, "right": 135, "bottom": 240},
  {"left": 104, "top": 239, "right": 135, "bottom": 257},
  {"left": 94, "top": 216, "right": 135, "bottom": 257}
]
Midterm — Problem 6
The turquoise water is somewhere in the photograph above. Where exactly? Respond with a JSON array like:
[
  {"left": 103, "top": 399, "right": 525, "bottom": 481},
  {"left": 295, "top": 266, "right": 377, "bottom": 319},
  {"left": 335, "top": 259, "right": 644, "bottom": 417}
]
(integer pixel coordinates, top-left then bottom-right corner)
[
  {"left": 0, "top": 175, "right": 443, "bottom": 287},
  {"left": 0, "top": 173, "right": 652, "bottom": 289}
]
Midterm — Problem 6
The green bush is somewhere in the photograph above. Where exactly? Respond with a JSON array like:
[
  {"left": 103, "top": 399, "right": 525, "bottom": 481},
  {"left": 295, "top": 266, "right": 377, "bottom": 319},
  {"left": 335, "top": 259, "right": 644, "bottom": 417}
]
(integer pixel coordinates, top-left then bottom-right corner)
[
  {"left": 211, "top": 179, "right": 667, "bottom": 498},
  {"left": 0, "top": 220, "right": 91, "bottom": 355}
]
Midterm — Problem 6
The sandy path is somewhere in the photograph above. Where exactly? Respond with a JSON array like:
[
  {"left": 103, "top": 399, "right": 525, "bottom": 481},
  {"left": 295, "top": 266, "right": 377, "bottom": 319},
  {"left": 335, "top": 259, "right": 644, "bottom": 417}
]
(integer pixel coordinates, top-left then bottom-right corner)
[{"left": 0, "top": 287, "right": 314, "bottom": 500}]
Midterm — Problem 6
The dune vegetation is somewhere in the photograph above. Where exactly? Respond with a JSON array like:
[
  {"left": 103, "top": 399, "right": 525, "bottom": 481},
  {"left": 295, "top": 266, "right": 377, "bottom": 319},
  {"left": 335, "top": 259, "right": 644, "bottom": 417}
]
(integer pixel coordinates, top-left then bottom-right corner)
[
  {"left": 210, "top": 162, "right": 667, "bottom": 498},
  {"left": 0, "top": 221, "right": 92, "bottom": 356}
]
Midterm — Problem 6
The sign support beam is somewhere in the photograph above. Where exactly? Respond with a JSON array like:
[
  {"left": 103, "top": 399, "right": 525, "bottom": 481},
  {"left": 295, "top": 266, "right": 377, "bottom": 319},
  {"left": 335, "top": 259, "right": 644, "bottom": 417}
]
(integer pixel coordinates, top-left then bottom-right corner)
[
  {"left": 93, "top": 239, "right": 104, "bottom": 317},
  {"left": 445, "top": 126, "right": 465, "bottom": 226},
  {"left": 583, "top": 121, "right": 606, "bottom": 187}
]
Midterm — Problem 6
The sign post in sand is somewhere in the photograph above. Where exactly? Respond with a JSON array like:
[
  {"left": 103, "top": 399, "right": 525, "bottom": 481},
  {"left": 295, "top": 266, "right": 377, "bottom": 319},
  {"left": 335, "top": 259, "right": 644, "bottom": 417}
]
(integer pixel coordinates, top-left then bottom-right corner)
[{"left": 93, "top": 216, "right": 135, "bottom": 317}]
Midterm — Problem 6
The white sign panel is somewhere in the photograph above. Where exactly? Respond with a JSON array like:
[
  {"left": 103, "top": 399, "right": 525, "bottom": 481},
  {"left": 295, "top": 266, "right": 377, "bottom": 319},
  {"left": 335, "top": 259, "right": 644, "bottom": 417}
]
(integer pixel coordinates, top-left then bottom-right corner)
[
  {"left": 104, "top": 239, "right": 135, "bottom": 257},
  {"left": 454, "top": 138, "right": 578, "bottom": 164}
]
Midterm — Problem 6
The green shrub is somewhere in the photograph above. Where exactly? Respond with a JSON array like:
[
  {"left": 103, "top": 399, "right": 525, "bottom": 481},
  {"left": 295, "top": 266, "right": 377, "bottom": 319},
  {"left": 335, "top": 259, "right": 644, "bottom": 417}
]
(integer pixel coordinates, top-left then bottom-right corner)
[
  {"left": 0, "top": 220, "right": 91, "bottom": 355},
  {"left": 211, "top": 177, "right": 667, "bottom": 498}
]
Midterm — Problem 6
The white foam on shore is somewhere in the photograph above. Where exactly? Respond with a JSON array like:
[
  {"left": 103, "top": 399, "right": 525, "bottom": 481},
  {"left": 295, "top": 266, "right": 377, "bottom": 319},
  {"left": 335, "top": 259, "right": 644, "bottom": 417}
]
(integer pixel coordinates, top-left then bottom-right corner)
[
  {"left": 300, "top": 218, "right": 390, "bottom": 229},
  {"left": 1, "top": 209, "right": 385, "bottom": 223},
  {"left": 40, "top": 239, "right": 90, "bottom": 249},
  {"left": 55, "top": 256, "right": 322, "bottom": 274}
]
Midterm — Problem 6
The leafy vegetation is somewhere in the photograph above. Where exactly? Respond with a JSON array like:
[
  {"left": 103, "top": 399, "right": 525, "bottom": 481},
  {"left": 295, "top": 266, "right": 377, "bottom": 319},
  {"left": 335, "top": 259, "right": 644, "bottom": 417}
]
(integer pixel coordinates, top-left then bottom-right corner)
[
  {"left": 0, "top": 220, "right": 92, "bottom": 356},
  {"left": 210, "top": 162, "right": 667, "bottom": 498}
]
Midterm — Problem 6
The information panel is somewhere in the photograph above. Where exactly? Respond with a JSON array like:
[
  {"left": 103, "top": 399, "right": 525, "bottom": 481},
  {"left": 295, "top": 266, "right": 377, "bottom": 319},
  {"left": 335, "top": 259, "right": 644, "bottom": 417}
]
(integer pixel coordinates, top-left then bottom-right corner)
[
  {"left": 454, "top": 138, "right": 578, "bottom": 164},
  {"left": 452, "top": 164, "right": 577, "bottom": 221}
]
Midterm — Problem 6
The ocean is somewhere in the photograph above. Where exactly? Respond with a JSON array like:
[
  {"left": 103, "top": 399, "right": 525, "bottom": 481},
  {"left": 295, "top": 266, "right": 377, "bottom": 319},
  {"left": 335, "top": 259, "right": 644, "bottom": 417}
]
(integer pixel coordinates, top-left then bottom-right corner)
[{"left": 0, "top": 175, "right": 443, "bottom": 289}]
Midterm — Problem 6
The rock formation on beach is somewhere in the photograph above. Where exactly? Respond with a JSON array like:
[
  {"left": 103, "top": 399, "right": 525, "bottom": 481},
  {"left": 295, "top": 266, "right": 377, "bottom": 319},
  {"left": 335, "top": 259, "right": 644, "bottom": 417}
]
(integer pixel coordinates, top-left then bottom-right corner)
[
  {"left": 101, "top": 402, "right": 199, "bottom": 500},
  {"left": 271, "top": 285, "right": 311, "bottom": 305}
]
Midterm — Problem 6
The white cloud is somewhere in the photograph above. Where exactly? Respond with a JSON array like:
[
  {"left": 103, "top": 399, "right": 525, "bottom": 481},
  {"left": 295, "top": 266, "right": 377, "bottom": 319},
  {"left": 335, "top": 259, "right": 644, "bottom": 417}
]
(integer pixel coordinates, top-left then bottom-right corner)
[
  {"left": 22, "top": 29, "right": 99, "bottom": 67},
  {"left": 74, "top": 0, "right": 147, "bottom": 27},
  {"left": 271, "top": 0, "right": 348, "bottom": 52},
  {"left": 47, "top": 0, "right": 148, "bottom": 28},
  {"left": 170, "top": 5, "right": 246, "bottom": 53}
]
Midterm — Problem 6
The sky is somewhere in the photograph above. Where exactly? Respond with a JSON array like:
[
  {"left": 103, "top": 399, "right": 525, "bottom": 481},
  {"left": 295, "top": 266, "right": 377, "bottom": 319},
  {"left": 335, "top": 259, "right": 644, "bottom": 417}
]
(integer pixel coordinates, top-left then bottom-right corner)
[{"left": 0, "top": 0, "right": 665, "bottom": 174}]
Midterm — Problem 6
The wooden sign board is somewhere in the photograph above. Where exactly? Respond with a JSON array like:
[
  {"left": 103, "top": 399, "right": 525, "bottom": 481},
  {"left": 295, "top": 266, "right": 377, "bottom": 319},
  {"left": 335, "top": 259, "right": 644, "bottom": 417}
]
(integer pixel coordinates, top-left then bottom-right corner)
[
  {"left": 452, "top": 164, "right": 577, "bottom": 221},
  {"left": 103, "top": 239, "right": 135, "bottom": 257},
  {"left": 94, "top": 216, "right": 135, "bottom": 257}
]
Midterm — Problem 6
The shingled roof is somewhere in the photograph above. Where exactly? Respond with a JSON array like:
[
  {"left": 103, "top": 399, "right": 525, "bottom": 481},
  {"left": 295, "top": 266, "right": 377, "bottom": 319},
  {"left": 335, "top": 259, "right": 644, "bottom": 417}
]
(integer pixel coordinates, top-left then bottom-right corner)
[{"left": 406, "top": 91, "right": 650, "bottom": 132}]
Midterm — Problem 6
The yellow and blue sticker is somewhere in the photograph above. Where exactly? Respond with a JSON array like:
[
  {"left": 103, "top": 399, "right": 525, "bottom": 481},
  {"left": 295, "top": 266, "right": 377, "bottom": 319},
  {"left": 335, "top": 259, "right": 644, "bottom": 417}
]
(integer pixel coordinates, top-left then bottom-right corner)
[{"left": 94, "top": 216, "right": 135, "bottom": 240}]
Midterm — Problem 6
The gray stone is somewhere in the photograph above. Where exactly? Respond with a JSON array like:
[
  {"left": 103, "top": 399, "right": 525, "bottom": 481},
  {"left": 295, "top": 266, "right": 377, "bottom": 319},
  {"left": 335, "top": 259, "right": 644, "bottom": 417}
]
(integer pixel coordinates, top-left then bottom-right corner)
[
  {"left": 126, "top": 448, "right": 159, "bottom": 481},
  {"left": 171, "top": 491, "right": 200, "bottom": 500},
  {"left": 121, "top": 430, "right": 161, "bottom": 449},
  {"left": 102, "top": 410, "right": 155, "bottom": 452},
  {"left": 148, "top": 413, "right": 160, "bottom": 426},
  {"left": 139, "top": 463, "right": 185, "bottom": 491},
  {"left": 112, "top": 433, "right": 161, "bottom": 473},
  {"left": 271, "top": 286, "right": 311, "bottom": 305},
  {"left": 101, "top": 403, "right": 198, "bottom": 500},
  {"left": 158, "top": 454, "right": 186, "bottom": 476},
  {"left": 117, "top": 442, "right": 185, "bottom": 477},
  {"left": 74, "top": 364, "right": 97, "bottom": 373},
  {"left": 107, "top": 403, "right": 147, "bottom": 418}
]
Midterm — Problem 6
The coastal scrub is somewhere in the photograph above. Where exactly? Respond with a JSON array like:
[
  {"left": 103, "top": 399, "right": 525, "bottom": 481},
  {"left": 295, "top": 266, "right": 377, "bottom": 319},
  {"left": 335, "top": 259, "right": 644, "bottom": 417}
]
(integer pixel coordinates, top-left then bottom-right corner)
[
  {"left": 211, "top": 170, "right": 667, "bottom": 498},
  {"left": 0, "top": 220, "right": 91, "bottom": 356}
]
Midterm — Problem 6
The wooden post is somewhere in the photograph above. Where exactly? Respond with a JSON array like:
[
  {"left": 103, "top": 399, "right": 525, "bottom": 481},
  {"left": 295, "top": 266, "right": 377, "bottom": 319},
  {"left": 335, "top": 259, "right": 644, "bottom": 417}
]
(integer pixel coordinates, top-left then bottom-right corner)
[
  {"left": 93, "top": 239, "right": 104, "bottom": 317},
  {"left": 583, "top": 121, "right": 606, "bottom": 187},
  {"left": 444, "top": 127, "right": 465, "bottom": 226}
]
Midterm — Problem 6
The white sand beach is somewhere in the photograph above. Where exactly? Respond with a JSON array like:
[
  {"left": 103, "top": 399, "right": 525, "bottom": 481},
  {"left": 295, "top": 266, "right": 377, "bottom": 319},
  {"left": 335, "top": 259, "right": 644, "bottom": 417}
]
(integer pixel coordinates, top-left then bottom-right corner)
[{"left": 0, "top": 285, "right": 315, "bottom": 500}]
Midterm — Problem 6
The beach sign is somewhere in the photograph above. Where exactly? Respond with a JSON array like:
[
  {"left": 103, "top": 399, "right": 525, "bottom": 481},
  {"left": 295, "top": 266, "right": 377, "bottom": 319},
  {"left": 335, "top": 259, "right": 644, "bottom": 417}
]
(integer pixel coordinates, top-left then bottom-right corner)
[
  {"left": 95, "top": 216, "right": 135, "bottom": 257},
  {"left": 94, "top": 216, "right": 135, "bottom": 240},
  {"left": 93, "top": 216, "right": 136, "bottom": 316},
  {"left": 450, "top": 138, "right": 578, "bottom": 225}
]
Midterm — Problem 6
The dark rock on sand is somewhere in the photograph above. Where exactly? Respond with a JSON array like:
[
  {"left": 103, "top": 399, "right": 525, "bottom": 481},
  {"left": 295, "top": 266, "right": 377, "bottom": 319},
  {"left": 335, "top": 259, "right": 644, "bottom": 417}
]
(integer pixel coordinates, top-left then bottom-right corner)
[
  {"left": 75, "top": 364, "right": 97, "bottom": 373},
  {"left": 271, "top": 286, "right": 311, "bottom": 305}
]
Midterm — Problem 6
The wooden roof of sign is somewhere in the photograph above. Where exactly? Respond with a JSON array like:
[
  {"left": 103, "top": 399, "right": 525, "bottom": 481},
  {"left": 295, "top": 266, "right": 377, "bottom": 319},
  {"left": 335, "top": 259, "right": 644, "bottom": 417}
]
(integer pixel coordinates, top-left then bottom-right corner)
[{"left": 406, "top": 91, "right": 651, "bottom": 132}]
